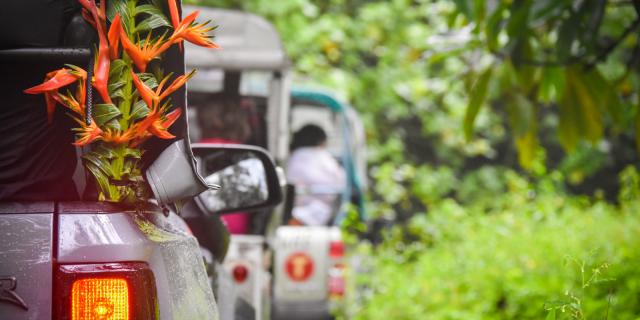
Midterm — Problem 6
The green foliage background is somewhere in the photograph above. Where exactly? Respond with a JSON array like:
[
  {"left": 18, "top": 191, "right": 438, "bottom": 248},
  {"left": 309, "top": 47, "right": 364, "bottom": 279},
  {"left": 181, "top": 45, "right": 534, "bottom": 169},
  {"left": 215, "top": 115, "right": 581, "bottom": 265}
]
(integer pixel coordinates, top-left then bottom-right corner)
[{"left": 185, "top": 0, "right": 640, "bottom": 318}]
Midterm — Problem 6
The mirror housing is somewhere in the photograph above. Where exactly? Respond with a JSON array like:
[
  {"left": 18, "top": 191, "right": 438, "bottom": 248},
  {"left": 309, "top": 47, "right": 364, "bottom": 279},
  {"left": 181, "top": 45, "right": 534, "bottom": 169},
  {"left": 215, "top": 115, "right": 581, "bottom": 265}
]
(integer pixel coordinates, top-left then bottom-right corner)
[
  {"left": 191, "top": 143, "right": 283, "bottom": 215},
  {"left": 146, "top": 139, "right": 218, "bottom": 207}
]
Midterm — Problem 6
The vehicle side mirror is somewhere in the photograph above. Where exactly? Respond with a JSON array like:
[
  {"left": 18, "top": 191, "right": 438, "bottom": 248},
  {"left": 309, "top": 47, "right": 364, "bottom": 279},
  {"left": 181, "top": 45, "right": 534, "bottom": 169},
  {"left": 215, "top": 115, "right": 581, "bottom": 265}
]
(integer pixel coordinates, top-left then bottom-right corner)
[
  {"left": 146, "top": 139, "right": 214, "bottom": 206},
  {"left": 191, "top": 143, "right": 283, "bottom": 214}
]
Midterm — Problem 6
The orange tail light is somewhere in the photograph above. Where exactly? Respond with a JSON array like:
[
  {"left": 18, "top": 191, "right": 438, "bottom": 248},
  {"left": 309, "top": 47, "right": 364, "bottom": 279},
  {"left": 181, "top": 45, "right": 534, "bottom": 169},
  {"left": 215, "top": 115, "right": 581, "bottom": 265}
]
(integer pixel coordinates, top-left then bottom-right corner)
[
  {"left": 71, "top": 278, "right": 129, "bottom": 320},
  {"left": 55, "top": 263, "right": 157, "bottom": 320}
]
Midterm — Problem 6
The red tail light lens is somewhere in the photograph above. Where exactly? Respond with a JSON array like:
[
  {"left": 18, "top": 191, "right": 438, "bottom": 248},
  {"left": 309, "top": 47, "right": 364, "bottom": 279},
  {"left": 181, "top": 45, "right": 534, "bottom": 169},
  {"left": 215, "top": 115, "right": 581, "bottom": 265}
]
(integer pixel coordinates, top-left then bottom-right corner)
[
  {"left": 329, "top": 240, "right": 344, "bottom": 258},
  {"left": 55, "top": 263, "right": 157, "bottom": 320},
  {"left": 232, "top": 264, "right": 249, "bottom": 283}
]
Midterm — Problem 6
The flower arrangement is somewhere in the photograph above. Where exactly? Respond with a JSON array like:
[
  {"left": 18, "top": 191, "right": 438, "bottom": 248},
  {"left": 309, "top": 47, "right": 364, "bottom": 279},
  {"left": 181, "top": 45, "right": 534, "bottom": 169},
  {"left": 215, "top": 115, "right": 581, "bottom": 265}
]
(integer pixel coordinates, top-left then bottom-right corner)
[{"left": 24, "top": 0, "right": 217, "bottom": 203}]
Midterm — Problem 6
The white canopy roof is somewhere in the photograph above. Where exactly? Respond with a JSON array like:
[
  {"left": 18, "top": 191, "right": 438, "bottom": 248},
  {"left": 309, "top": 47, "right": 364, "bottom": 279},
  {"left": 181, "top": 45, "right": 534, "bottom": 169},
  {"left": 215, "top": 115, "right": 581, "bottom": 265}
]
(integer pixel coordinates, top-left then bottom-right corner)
[{"left": 183, "top": 6, "right": 290, "bottom": 71}]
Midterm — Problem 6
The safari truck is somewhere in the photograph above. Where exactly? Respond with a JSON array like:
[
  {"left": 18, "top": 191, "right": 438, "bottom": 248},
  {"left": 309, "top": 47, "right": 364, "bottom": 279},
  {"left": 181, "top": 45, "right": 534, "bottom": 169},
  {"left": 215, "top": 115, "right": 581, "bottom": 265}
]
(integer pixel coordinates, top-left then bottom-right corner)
[
  {"left": 184, "top": 5, "right": 291, "bottom": 320},
  {"left": 271, "top": 88, "right": 368, "bottom": 319},
  {"left": 0, "top": 1, "right": 282, "bottom": 319}
]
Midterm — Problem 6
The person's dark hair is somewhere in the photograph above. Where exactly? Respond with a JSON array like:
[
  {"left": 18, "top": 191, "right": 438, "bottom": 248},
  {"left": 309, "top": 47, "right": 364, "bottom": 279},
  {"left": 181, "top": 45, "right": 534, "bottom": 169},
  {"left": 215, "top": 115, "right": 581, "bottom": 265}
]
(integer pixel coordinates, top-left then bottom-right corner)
[
  {"left": 197, "top": 92, "right": 251, "bottom": 142},
  {"left": 290, "top": 124, "right": 327, "bottom": 151}
]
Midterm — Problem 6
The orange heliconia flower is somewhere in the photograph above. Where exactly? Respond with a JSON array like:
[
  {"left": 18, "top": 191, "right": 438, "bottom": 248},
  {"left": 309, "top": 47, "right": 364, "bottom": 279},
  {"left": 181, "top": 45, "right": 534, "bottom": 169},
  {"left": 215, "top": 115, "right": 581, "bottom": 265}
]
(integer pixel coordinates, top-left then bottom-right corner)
[
  {"left": 131, "top": 99, "right": 168, "bottom": 138},
  {"left": 130, "top": 113, "right": 159, "bottom": 146},
  {"left": 72, "top": 117, "right": 103, "bottom": 146},
  {"left": 78, "top": 0, "right": 111, "bottom": 104},
  {"left": 130, "top": 71, "right": 159, "bottom": 110},
  {"left": 130, "top": 69, "right": 196, "bottom": 110},
  {"left": 157, "top": 70, "right": 197, "bottom": 100},
  {"left": 167, "top": 0, "right": 181, "bottom": 50},
  {"left": 24, "top": 66, "right": 87, "bottom": 123},
  {"left": 149, "top": 107, "right": 182, "bottom": 139},
  {"left": 102, "top": 127, "right": 137, "bottom": 145},
  {"left": 120, "top": 23, "right": 173, "bottom": 72},
  {"left": 54, "top": 90, "right": 84, "bottom": 116},
  {"left": 130, "top": 107, "right": 182, "bottom": 147},
  {"left": 77, "top": 0, "right": 106, "bottom": 28},
  {"left": 24, "top": 68, "right": 85, "bottom": 94},
  {"left": 92, "top": 22, "right": 111, "bottom": 104},
  {"left": 108, "top": 14, "right": 121, "bottom": 59},
  {"left": 170, "top": 11, "right": 219, "bottom": 49},
  {"left": 168, "top": 0, "right": 180, "bottom": 30}
]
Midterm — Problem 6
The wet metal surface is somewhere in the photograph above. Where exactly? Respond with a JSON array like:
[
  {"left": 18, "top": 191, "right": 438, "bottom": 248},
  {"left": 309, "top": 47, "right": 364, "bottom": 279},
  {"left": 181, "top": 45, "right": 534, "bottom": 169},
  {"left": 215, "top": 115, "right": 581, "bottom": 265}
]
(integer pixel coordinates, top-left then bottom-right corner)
[
  {"left": 0, "top": 213, "right": 53, "bottom": 320},
  {"left": 58, "top": 211, "right": 218, "bottom": 320}
]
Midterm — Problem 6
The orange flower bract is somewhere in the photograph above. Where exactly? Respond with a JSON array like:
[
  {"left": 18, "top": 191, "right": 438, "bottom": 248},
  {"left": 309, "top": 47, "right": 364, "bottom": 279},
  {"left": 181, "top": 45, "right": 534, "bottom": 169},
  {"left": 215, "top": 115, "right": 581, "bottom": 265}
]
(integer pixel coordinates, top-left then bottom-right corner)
[
  {"left": 24, "top": 67, "right": 87, "bottom": 123},
  {"left": 131, "top": 69, "right": 196, "bottom": 111},
  {"left": 108, "top": 14, "right": 122, "bottom": 60},
  {"left": 72, "top": 117, "right": 103, "bottom": 146},
  {"left": 171, "top": 11, "right": 219, "bottom": 49},
  {"left": 119, "top": 23, "right": 173, "bottom": 72},
  {"left": 103, "top": 127, "right": 137, "bottom": 145}
]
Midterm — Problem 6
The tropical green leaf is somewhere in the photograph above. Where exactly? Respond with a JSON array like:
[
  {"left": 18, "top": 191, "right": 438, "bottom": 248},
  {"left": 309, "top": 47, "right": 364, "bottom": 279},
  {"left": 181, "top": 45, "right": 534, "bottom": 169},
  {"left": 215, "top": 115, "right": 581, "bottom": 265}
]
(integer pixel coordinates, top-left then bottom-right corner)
[
  {"left": 104, "top": 119, "right": 121, "bottom": 131},
  {"left": 135, "top": 4, "right": 167, "bottom": 18},
  {"left": 108, "top": 80, "right": 126, "bottom": 96},
  {"left": 82, "top": 152, "right": 116, "bottom": 178},
  {"left": 545, "top": 308, "right": 556, "bottom": 320},
  {"left": 131, "top": 100, "right": 150, "bottom": 121},
  {"left": 569, "top": 68, "right": 604, "bottom": 142},
  {"left": 135, "top": 6, "right": 171, "bottom": 33},
  {"left": 84, "top": 162, "right": 113, "bottom": 199},
  {"left": 558, "top": 67, "right": 604, "bottom": 150},
  {"left": 123, "top": 148, "right": 142, "bottom": 159},
  {"left": 111, "top": 89, "right": 126, "bottom": 100},
  {"left": 558, "top": 83, "right": 582, "bottom": 151},
  {"left": 464, "top": 67, "right": 493, "bottom": 140},
  {"left": 506, "top": 91, "right": 539, "bottom": 168},
  {"left": 452, "top": 0, "right": 472, "bottom": 19},
  {"left": 107, "top": 0, "right": 131, "bottom": 29},
  {"left": 513, "top": 40, "right": 538, "bottom": 92},
  {"left": 635, "top": 101, "right": 640, "bottom": 152},
  {"left": 582, "top": 69, "right": 624, "bottom": 125},
  {"left": 506, "top": 1, "right": 531, "bottom": 40},
  {"left": 93, "top": 103, "right": 122, "bottom": 126},
  {"left": 109, "top": 59, "right": 127, "bottom": 80},
  {"left": 485, "top": 4, "right": 504, "bottom": 50},
  {"left": 537, "top": 67, "right": 565, "bottom": 104},
  {"left": 138, "top": 73, "right": 159, "bottom": 89},
  {"left": 136, "top": 17, "right": 171, "bottom": 33},
  {"left": 507, "top": 93, "right": 535, "bottom": 136},
  {"left": 556, "top": 9, "right": 580, "bottom": 61},
  {"left": 94, "top": 145, "right": 116, "bottom": 159},
  {"left": 498, "top": 60, "right": 518, "bottom": 92},
  {"left": 531, "top": 1, "right": 566, "bottom": 24},
  {"left": 472, "top": 0, "right": 486, "bottom": 26}
]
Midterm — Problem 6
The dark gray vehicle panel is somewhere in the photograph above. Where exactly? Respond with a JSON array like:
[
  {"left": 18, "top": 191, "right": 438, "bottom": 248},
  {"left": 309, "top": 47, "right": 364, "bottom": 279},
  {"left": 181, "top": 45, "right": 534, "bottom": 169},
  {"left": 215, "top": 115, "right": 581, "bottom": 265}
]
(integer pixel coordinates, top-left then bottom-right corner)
[{"left": 0, "top": 212, "right": 53, "bottom": 320}]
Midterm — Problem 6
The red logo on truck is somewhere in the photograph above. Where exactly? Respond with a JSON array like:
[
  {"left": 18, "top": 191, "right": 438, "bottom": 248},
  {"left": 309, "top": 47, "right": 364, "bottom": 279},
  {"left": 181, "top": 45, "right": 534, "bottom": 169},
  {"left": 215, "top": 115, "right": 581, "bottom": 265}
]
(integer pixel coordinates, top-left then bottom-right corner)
[{"left": 285, "top": 252, "right": 314, "bottom": 282}]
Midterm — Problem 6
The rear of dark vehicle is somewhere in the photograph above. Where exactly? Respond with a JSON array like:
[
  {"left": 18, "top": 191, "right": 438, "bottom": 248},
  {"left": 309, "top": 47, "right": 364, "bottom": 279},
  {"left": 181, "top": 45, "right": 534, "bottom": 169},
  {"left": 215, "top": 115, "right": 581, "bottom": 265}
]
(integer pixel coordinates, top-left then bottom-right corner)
[{"left": 0, "top": 1, "right": 217, "bottom": 319}]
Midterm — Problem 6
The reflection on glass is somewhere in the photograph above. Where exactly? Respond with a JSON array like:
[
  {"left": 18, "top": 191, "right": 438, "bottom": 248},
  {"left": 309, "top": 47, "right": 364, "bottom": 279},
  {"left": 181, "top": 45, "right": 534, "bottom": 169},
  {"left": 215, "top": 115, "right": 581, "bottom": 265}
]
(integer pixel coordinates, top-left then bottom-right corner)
[{"left": 197, "top": 151, "right": 269, "bottom": 213}]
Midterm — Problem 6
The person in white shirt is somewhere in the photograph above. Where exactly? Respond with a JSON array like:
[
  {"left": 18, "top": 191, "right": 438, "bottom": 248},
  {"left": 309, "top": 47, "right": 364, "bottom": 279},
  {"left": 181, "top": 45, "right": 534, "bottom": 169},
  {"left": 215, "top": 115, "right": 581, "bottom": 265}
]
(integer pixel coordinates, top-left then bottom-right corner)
[{"left": 286, "top": 124, "right": 346, "bottom": 226}]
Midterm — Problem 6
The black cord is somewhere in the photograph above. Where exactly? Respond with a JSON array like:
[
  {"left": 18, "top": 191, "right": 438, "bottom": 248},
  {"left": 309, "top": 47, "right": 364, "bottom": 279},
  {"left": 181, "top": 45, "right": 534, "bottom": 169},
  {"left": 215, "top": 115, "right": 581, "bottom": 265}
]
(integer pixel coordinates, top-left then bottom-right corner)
[{"left": 85, "top": 48, "right": 95, "bottom": 125}]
